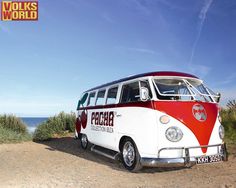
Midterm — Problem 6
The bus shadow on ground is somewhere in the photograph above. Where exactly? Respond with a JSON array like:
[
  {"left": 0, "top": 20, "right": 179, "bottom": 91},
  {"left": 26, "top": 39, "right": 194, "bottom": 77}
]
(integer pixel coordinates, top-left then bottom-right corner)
[{"left": 35, "top": 136, "right": 187, "bottom": 173}]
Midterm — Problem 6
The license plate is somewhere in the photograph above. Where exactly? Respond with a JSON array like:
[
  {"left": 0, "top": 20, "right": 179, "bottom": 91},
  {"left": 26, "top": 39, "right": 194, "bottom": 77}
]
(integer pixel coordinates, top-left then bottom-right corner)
[{"left": 196, "top": 154, "right": 223, "bottom": 164}]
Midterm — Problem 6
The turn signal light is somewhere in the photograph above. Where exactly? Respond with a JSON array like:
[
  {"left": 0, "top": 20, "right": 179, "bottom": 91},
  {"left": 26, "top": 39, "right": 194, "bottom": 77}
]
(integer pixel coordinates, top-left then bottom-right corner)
[{"left": 160, "top": 115, "right": 170, "bottom": 124}]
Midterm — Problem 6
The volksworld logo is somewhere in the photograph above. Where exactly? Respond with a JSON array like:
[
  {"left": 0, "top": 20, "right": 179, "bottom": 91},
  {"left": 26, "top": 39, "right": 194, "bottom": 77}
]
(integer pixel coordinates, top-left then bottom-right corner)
[{"left": 1, "top": 1, "right": 38, "bottom": 21}]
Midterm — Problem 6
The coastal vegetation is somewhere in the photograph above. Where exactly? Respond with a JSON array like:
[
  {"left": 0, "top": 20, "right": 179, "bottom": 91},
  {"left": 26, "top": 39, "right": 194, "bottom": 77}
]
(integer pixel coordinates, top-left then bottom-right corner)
[
  {"left": 0, "top": 115, "right": 31, "bottom": 143},
  {"left": 33, "top": 112, "right": 76, "bottom": 141},
  {"left": 221, "top": 100, "right": 236, "bottom": 144}
]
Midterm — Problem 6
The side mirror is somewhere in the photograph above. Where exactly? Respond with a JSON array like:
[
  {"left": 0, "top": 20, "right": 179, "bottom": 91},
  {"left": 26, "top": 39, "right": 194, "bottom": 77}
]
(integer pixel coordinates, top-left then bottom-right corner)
[
  {"left": 77, "top": 93, "right": 88, "bottom": 110},
  {"left": 216, "top": 93, "right": 221, "bottom": 103},
  {"left": 140, "top": 87, "right": 149, "bottom": 101}
]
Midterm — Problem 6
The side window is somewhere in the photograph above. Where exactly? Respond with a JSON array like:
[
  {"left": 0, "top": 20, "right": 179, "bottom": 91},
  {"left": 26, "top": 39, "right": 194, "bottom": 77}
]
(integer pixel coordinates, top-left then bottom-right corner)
[
  {"left": 106, "top": 87, "right": 118, "bottom": 104},
  {"left": 87, "top": 92, "right": 96, "bottom": 106},
  {"left": 77, "top": 93, "right": 88, "bottom": 110},
  {"left": 96, "top": 90, "right": 106, "bottom": 105},
  {"left": 120, "top": 82, "right": 140, "bottom": 103}
]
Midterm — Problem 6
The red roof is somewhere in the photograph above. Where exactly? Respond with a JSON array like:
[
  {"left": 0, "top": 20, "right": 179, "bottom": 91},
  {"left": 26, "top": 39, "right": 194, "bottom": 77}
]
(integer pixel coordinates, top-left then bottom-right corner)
[
  {"left": 141, "top": 71, "right": 198, "bottom": 78},
  {"left": 87, "top": 71, "right": 198, "bottom": 92}
]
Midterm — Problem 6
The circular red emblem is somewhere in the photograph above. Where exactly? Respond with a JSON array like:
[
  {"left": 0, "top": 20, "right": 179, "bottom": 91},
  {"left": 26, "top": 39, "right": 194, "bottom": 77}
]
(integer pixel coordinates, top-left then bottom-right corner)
[
  {"left": 81, "top": 110, "right": 87, "bottom": 129},
  {"left": 192, "top": 104, "right": 207, "bottom": 122},
  {"left": 75, "top": 110, "right": 88, "bottom": 133}
]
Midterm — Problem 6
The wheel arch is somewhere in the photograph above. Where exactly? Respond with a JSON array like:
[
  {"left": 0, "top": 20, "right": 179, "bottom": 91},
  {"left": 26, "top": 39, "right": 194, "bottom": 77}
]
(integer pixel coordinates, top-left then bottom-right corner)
[
  {"left": 119, "top": 135, "right": 136, "bottom": 152},
  {"left": 118, "top": 135, "right": 142, "bottom": 172}
]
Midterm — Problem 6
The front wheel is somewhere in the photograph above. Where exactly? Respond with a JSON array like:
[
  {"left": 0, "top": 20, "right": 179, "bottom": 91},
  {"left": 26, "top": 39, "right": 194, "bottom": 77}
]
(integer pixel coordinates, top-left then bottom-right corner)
[
  {"left": 80, "top": 134, "right": 89, "bottom": 150},
  {"left": 121, "top": 138, "right": 142, "bottom": 172}
]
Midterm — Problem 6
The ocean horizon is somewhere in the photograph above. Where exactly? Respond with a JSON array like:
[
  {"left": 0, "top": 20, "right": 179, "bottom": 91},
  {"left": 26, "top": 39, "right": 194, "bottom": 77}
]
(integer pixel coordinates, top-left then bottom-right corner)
[{"left": 21, "top": 117, "right": 48, "bottom": 133}]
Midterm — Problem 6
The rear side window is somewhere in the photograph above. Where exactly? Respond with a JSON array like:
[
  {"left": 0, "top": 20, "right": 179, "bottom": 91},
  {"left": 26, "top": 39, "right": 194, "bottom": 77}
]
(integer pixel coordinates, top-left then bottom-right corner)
[
  {"left": 87, "top": 92, "right": 96, "bottom": 106},
  {"left": 96, "top": 90, "right": 106, "bottom": 105},
  {"left": 120, "top": 82, "right": 140, "bottom": 103},
  {"left": 106, "top": 87, "right": 118, "bottom": 104}
]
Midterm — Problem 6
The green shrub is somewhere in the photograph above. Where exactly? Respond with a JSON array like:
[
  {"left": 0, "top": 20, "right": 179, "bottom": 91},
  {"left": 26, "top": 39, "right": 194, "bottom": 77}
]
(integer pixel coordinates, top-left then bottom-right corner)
[
  {"left": 33, "top": 112, "right": 76, "bottom": 141},
  {"left": 0, "top": 114, "right": 27, "bottom": 134},
  {"left": 0, "top": 124, "right": 31, "bottom": 144},
  {"left": 0, "top": 115, "right": 30, "bottom": 144},
  {"left": 220, "top": 101, "right": 236, "bottom": 144},
  {"left": 33, "top": 122, "right": 53, "bottom": 141}
]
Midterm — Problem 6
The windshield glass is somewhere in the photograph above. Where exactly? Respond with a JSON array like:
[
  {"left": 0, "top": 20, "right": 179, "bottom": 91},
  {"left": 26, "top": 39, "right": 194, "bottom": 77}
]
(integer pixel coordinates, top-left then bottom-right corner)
[
  {"left": 153, "top": 78, "right": 215, "bottom": 102},
  {"left": 154, "top": 79, "right": 193, "bottom": 101},
  {"left": 186, "top": 79, "right": 213, "bottom": 102}
]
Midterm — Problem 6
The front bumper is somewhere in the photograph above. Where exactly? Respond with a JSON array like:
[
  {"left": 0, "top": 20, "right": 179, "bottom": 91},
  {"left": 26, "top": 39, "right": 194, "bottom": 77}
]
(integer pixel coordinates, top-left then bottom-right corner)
[{"left": 140, "top": 143, "right": 227, "bottom": 168}]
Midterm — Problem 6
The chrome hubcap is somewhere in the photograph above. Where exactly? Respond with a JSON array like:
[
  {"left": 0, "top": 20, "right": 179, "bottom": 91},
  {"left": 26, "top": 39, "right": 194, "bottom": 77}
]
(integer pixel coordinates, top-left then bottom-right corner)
[
  {"left": 81, "top": 135, "right": 87, "bottom": 147},
  {"left": 123, "top": 141, "right": 135, "bottom": 167}
]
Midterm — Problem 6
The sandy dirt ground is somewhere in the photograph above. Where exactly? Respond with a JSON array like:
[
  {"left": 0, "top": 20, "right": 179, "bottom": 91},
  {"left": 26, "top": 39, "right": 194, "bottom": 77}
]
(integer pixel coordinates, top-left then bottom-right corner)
[{"left": 0, "top": 137, "right": 235, "bottom": 188}]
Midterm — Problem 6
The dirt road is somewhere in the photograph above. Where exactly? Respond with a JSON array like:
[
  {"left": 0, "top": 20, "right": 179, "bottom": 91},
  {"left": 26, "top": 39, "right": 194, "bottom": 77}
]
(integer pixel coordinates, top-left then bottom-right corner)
[{"left": 0, "top": 137, "right": 235, "bottom": 188}]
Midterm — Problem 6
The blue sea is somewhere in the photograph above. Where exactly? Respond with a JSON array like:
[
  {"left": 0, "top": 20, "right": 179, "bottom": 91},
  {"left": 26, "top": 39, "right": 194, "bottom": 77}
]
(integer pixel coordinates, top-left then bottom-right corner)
[{"left": 21, "top": 117, "right": 48, "bottom": 133}]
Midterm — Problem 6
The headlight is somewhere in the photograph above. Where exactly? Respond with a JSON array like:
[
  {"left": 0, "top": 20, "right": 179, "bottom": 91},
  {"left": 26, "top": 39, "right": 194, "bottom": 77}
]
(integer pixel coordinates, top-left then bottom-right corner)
[
  {"left": 218, "top": 115, "right": 222, "bottom": 123},
  {"left": 160, "top": 115, "right": 170, "bottom": 124},
  {"left": 165, "top": 126, "right": 183, "bottom": 142},
  {"left": 219, "top": 125, "right": 225, "bottom": 139}
]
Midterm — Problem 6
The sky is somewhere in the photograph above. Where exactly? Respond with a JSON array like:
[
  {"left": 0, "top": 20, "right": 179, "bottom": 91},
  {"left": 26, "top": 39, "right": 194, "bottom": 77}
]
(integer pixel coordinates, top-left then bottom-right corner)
[{"left": 0, "top": 0, "right": 236, "bottom": 117}]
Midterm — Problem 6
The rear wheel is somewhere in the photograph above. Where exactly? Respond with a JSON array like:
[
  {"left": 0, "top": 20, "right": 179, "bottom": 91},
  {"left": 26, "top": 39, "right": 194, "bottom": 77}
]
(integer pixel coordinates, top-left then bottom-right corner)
[
  {"left": 80, "top": 134, "right": 89, "bottom": 150},
  {"left": 121, "top": 138, "right": 142, "bottom": 172}
]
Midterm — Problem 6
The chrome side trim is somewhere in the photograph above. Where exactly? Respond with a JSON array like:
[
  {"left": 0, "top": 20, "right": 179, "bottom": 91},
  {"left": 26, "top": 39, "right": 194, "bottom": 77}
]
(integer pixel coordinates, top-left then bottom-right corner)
[{"left": 91, "top": 145, "right": 120, "bottom": 160}]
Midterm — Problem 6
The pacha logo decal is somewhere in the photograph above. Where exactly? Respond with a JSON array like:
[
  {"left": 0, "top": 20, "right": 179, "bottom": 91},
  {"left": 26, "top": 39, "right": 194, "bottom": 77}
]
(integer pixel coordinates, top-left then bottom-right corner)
[
  {"left": 91, "top": 111, "right": 114, "bottom": 133},
  {"left": 1, "top": 1, "right": 38, "bottom": 21},
  {"left": 192, "top": 104, "right": 207, "bottom": 122},
  {"left": 76, "top": 110, "right": 115, "bottom": 134}
]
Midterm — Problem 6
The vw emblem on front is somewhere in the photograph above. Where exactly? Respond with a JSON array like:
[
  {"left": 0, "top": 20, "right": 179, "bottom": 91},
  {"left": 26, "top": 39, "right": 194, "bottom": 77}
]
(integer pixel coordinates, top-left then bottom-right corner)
[{"left": 192, "top": 104, "right": 207, "bottom": 122}]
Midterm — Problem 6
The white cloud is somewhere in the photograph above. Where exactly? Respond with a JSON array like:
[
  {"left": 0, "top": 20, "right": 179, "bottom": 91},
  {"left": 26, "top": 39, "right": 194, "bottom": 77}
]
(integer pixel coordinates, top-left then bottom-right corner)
[
  {"left": 102, "top": 12, "right": 114, "bottom": 23},
  {"left": 216, "top": 73, "right": 236, "bottom": 86},
  {"left": 189, "top": 0, "right": 214, "bottom": 65},
  {"left": 115, "top": 46, "right": 159, "bottom": 56},
  {"left": 199, "top": 0, "right": 214, "bottom": 21},
  {"left": 188, "top": 64, "right": 211, "bottom": 78},
  {"left": 156, "top": 0, "right": 187, "bottom": 11},
  {"left": 0, "top": 95, "right": 77, "bottom": 117},
  {"left": 125, "top": 47, "right": 158, "bottom": 55},
  {"left": 0, "top": 103, "right": 75, "bottom": 117},
  {"left": 124, "top": 0, "right": 151, "bottom": 15}
]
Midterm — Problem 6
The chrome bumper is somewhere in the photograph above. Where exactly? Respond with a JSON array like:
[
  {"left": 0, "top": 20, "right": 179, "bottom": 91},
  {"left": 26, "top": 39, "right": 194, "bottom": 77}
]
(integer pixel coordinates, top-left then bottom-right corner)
[
  {"left": 140, "top": 143, "right": 227, "bottom": 168},
  {"left": 141, "top": 157, "right": 197, "bottom": 167}
]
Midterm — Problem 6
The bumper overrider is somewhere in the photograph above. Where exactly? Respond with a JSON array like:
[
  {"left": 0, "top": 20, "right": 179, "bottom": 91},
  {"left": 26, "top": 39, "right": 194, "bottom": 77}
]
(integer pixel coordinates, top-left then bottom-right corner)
[{"left": 140, "top": 143, "right": 228, "bottom": 168}]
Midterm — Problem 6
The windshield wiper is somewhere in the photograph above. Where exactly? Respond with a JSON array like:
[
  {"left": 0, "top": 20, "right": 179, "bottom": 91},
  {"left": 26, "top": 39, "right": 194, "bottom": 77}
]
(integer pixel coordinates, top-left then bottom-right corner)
[{"left": 184, "top": 80, "right": 209, "bottom": 102}]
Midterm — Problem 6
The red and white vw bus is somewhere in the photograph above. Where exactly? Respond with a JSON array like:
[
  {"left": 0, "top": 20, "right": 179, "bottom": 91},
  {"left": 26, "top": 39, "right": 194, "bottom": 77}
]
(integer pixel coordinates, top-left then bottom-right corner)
[{"left": 75, "top": 71, "right": 227, "bottom": 171}]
